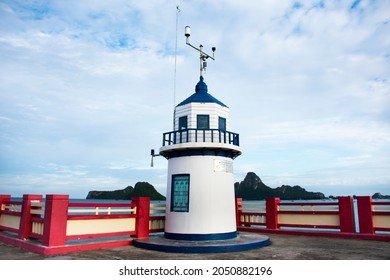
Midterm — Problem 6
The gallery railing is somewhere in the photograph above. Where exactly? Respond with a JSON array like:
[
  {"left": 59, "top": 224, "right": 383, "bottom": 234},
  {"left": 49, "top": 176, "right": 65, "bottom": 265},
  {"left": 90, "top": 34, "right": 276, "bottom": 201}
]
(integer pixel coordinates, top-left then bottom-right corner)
[{"left": 162, "top": 128, "right": 239, "bottom": 147}]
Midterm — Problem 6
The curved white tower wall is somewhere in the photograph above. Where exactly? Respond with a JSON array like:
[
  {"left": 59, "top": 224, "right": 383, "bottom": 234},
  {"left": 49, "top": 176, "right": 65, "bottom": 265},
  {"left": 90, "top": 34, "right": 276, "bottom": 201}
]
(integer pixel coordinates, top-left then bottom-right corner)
[{"left": 160, "top": 76, "right": 241, "bottom": 241}]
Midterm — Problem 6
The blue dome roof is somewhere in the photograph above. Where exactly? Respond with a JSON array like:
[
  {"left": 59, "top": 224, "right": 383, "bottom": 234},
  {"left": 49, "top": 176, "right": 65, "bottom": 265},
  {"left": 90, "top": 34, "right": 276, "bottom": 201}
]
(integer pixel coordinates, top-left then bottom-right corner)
[{"left": 176, "top": 76, "right": 228, "bottom": 107}]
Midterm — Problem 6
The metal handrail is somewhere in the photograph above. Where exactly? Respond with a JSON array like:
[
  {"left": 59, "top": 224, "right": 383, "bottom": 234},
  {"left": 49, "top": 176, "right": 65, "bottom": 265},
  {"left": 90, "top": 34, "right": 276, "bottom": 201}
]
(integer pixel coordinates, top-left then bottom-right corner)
[{"left": 162, "top": 128, "right": 239, "bottom": 147}]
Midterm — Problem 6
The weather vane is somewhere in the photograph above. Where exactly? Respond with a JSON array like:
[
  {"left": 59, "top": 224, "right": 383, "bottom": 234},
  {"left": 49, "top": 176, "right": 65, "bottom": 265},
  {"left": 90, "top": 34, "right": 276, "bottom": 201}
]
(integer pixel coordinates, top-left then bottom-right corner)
[{"left": 184, "top": 26, "right": 216, "bottom": 77}]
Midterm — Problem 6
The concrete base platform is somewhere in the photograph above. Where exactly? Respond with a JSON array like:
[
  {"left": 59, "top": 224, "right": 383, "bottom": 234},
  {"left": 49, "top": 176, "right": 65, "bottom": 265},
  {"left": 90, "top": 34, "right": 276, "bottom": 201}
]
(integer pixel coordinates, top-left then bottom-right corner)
[{"left": 133, "top": 232, "right": 270, "bottom": 253}]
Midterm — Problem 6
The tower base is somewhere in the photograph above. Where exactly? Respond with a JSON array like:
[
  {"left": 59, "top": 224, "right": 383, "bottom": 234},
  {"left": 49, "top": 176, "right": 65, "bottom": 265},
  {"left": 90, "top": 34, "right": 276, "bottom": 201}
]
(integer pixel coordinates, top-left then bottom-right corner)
[
  {"left": 133, "top": 232, "right": 270, "bottom": 253},
  {"left": 164, "top": 231, "right": 237, "bottom": 241}
]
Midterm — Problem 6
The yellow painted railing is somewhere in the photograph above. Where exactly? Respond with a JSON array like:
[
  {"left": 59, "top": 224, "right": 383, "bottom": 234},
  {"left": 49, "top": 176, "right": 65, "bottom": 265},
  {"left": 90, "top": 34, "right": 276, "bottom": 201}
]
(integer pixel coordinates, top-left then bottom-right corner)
[{"left": 149, "top": 203, "right": 165, "bottom": 232}]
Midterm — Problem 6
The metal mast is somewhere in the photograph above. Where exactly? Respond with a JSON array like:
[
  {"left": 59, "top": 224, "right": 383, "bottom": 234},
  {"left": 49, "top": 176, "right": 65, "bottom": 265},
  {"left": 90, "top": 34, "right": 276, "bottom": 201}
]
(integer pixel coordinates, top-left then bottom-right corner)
[{"left": 184, "top": 26, "right": 216, "bottom": 77}]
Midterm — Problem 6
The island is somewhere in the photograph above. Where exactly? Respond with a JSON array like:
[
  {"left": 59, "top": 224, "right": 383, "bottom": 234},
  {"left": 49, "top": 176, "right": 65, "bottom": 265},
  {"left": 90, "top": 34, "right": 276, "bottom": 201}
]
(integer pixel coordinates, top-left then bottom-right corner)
[
  {"left": 372, "top": 193, "right": 390, "bottom": 199},
  {"left": 86, "top": 181, "right": 165, "bottom": 200},
  {"left": 86, "top": 172, "right": 388, "bottom": 201},
  {"left": 234, "top": 172, "right": 326, "bottom": 200},
  {"left": 86, "top": 172, "right": 328, "bottom": 201}
]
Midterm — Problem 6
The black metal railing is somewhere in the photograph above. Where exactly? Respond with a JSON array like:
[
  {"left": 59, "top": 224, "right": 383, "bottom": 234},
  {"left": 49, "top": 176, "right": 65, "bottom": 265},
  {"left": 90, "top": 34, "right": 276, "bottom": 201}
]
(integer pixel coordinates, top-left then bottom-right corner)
[{"left": 162, "top": 129, "right": 239, "bottom": 147}]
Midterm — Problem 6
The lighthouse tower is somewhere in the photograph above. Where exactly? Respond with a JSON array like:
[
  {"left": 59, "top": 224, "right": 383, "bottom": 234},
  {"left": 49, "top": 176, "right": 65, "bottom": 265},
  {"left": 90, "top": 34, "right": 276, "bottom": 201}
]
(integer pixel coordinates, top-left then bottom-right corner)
[
  {"left": 160, "top": 75, "right": 241, "bottom": 241},
  {"left": 158, "top": 26, "right": 241, "bottom": 241},
  {"left": 135, "top": 26, "right": 270, "bottom": 252}
]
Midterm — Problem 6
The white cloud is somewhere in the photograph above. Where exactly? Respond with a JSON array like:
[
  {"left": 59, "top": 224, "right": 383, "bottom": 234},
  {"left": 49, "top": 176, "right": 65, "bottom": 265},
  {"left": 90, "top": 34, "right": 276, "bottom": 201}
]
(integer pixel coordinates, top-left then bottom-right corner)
[
  {"left": 246, "top": 118, "right": 390, "bottom": 146},
  {"left": 0, "top": 0, "right": 389, "bottom": 198}
]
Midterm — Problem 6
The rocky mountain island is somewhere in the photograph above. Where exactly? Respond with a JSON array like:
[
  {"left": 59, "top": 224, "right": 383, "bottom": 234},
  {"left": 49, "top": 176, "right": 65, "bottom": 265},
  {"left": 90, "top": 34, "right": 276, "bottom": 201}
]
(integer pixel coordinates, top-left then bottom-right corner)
[
  {"left": 234, "top": 172, "right": 326, "bottom": 200},
  {"left": 86, "top": 172, "right": 329, "bottom": 200},
  {"left": 86, "top": 181, "right": 165, "bottom": 200}
]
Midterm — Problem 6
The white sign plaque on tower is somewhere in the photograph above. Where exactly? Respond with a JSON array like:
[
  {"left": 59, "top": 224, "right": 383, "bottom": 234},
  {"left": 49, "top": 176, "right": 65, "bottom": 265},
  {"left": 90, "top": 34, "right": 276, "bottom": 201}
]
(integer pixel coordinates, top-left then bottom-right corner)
[{"left": 214, "top": 159, "right": 233, "bottom": 173}]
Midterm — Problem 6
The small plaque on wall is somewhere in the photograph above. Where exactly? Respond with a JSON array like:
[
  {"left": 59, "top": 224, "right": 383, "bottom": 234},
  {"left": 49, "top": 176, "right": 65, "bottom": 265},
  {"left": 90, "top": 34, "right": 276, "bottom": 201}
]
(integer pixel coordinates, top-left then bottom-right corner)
[{"left": 214, "top": 159, "right": 233, "bottom": 173}]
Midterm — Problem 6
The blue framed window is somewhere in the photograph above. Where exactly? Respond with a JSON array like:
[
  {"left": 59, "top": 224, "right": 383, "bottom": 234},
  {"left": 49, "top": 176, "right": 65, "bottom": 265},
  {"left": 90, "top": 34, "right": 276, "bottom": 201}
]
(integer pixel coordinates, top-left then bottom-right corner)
[
  {"left": 171, "top": 174, "right": 190, "bottom": 212},
  {"left": 197, "top": 114, "right": 209, "bottom": 129},
  {"left": 178, "top": 116, "right": 188, "bottom": 130},
  {"left": 218, "top": 117, "right": 226, "bottom": 131}
]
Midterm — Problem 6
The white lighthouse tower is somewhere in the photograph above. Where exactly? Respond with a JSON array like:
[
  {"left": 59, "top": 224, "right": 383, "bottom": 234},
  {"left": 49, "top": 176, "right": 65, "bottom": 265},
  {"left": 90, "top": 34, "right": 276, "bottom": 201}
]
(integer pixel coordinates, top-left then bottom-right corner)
[
  {"left": 136, "top": 26, "right": 270, "bottom": 252},
  {"left": 159, "top": 26, "right": 241, "bottom": 241}
]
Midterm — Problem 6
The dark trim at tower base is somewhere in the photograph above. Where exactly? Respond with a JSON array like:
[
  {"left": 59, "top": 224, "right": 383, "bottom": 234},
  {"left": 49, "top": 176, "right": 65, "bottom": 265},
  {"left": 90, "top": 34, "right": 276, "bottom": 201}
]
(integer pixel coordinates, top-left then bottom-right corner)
[
  {"left": 133, "top": 232, "right": 271, "bottom": 253},
  {"left": 164, "top": 231, "right": 237, "bottom": 241}
]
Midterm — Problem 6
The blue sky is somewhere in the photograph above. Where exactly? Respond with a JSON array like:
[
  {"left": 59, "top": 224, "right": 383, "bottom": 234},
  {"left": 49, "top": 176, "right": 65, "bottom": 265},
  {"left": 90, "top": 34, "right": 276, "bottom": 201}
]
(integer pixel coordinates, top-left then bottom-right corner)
[{"left": 0, "top": 0, "right": 389, "bottom": 198}]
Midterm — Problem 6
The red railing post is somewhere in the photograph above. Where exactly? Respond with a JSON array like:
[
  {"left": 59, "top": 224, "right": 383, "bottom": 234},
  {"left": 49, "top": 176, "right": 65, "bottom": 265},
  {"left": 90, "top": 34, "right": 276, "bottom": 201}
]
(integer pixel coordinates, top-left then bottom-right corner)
[
  {"left": 42, "top": 194, "right": 69, "bottom": 247},
  {"left": 235, "top": 198, "right": 243, "bottom": 228},
  {"left": 133, "top": 197, "right": 150, "bottom": 239},
  {"left": 356, "top": 196, "right": 374, "bottom": 234},
  {"left": 18, "top": 194, "right": 43, "bottom": 240},
  {"left": 266, "top": 197, "right": 280, "bottom": 230},
  {"left": 338, "top": 196, "right": 356, "bottom": 233},
  {"left": 0, "top": 195, "right": 11, "bottom": 230},
  {"left": 0, "top": 195, "right": 11, "bottom": 211}
]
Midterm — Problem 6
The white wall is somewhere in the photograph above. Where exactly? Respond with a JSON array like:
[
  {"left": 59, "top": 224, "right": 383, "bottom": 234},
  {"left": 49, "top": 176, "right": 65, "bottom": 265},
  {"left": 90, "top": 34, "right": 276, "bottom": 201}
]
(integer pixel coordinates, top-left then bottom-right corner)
[
  {"left": 174, "top": 103, "right": 230, "bottom": 131},
  {"left": 164, "top": 155, "right": 237, "bottom": 235}
]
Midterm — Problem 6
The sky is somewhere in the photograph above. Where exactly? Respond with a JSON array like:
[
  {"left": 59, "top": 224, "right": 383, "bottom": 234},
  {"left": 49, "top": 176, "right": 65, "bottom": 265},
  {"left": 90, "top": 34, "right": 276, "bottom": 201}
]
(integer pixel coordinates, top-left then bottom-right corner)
[{"left": 0, "top": 0, "right": 389, "bottom": 198}]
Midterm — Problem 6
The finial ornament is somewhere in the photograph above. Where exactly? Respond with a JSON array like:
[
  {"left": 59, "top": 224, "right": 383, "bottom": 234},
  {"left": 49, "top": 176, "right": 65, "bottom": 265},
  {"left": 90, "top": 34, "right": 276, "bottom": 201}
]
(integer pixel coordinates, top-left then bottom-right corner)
[{"left": 184, "top": 26, "right": 216, "bottom": 77}]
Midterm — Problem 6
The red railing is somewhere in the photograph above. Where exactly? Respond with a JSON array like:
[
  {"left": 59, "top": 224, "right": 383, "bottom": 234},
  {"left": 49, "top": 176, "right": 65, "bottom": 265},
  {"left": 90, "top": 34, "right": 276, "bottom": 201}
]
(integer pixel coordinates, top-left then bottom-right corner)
[
  {"left": 66, "top": 201, "right": 138, "bottom": 241},
  {"left": 373, "top": 200, "right": 390, "bottom": 232},
  {"left": 0, "top": 194, "right": 151, "bottom": 255},
  {"left": 0, "top": 195, "right": 23, "bottom": 234},
  {"left": 149, "top": 202, "right": 165, "bottom": 233},
  {"left": 236, "top": 196, "right": 390, "bottom": 240},
  {"left": 1, "top": 194, "right": 389, "bottom": 255},
  {"left": 357, "top": 196, "right": 390, "bottom": 235}
]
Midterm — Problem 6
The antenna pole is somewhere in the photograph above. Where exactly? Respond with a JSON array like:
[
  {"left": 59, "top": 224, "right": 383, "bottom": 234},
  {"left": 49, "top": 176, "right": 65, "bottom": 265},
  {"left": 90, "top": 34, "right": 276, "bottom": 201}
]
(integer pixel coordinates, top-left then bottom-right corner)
[
  {"left": 173, "top": 6, "right": 180, "bottom": 130},
  {"left": 174, "top": 6, "right": 180, "bottom": 108}
]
